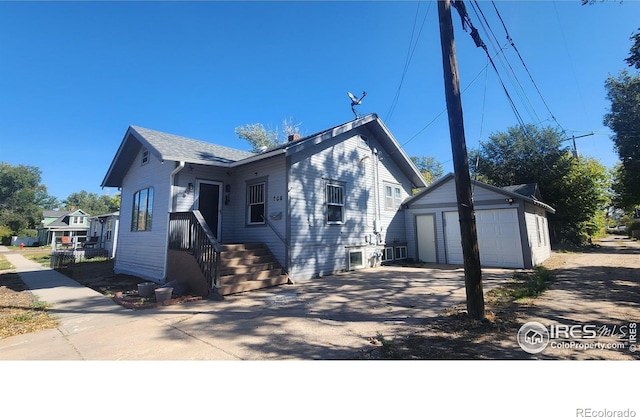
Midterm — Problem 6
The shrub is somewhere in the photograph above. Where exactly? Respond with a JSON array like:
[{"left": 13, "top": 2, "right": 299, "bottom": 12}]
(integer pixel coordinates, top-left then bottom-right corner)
[{"left": 628, "top": 221, "right": 640, "bottom": 239}]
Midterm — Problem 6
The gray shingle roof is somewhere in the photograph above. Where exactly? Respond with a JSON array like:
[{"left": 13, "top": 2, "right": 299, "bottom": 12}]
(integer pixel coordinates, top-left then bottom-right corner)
[
  {"left": 43, "top": 210, "right": 69, "bottom": 218},
  {"left": 501, "top": 183, "right": 539, "bottom": 200},
  {"left": 102, "top": 114, "right": 428, "bottom": 190},
  {"left": 130, "top": 126, "right": 255, "bottom": 165}
]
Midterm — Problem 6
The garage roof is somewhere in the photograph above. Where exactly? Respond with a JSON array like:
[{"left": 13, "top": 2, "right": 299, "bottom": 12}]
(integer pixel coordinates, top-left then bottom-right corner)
[{"left": 404, "top": 173, "right": 555, "bottom": 214}]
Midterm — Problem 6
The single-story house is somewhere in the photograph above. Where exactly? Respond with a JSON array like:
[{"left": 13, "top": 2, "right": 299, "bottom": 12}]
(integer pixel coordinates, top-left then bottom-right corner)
[
  {"left": 100, "top": 113, "right": 428, "bottom": 294},
  {"left": 403, "top": 173, "right": 555, "bottom": 269},
  {"left": 87, "top": 211, "right": 120, "bottom": 258},
  {"left": 37, "top": 209, "right": 91, "bottom": 249}
]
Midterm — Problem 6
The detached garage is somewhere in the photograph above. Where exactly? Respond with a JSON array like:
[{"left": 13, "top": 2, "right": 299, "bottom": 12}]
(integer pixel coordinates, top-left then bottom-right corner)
[{"left": 403, "top": 173, "right": 555, "bottom": 269}]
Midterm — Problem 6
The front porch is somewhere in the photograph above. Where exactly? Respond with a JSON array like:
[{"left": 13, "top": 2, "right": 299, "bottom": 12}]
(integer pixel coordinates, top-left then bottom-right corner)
[
  {"left": 168, "top": 211, "right": 290, "bottom": 297},
  {"left": 42, "top": 230, "right": 89, "bottom": 251}
]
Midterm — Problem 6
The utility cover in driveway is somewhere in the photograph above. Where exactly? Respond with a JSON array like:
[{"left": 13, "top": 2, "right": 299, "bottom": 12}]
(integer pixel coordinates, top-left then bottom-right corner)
[{"left": 444, "top": 209, "right": 524, "bottom": 268}]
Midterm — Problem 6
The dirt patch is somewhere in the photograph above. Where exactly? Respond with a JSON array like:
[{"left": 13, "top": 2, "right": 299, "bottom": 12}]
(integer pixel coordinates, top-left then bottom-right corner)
[
  {"left": 59, "top": 259, "right": 205, "bottom": 309},
  {"left": 360, "top": 235, "right": 640, "bottom": 360},
  {"left": 0, "top": 271, "right": 58, "bottom": 339}
]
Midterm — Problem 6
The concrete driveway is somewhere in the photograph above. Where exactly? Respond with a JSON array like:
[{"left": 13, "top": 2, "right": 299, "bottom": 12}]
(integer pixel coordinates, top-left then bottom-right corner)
[
  {"left": 0, "top": 250, "right": 515, "bottom": 360},
  {"left": 163, "top": 265, "right": 515, "bottom": 360}
]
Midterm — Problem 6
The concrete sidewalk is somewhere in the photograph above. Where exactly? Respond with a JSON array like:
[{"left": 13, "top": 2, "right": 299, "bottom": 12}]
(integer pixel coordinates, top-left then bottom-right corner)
[
  {"left": 0, "top": 246, "right": 515, "bottom": 360},
  {"left": 0, "top": 247, "right": 238, "bottom": 359}
]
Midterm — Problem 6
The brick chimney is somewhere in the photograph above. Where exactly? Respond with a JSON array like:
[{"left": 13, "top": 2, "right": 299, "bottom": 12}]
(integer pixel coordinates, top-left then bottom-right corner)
[{"left": 288, "top": 134, "right": 301, "bottom": 142}]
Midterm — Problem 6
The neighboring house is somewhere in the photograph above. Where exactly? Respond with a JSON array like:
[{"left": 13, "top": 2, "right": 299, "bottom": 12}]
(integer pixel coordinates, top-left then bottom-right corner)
[
  {"left": 100, "top": 113, "right": 428, "bottom": 293},
  {"left": 87, "top": 211, "right": 120, "bottom": 258},
  {"left": 37, "top": 209, "right": 91, "bottom": 248},
  {"left": 403, "top": 173, "right": 555, "bottom": 269}
]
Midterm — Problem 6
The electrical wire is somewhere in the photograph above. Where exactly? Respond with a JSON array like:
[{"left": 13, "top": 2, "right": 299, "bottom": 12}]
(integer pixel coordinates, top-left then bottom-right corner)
[
  {"left": 470, "top": 0, "right": 543, "bottom": 126},
  {"left": 552, "top": 1, "right": 592, "bottom": 125},
  {"left": 386, "top": 1, "right": 433, "bottom": 123},
  {"left": 400, "top": 58, "right": 493, "bottom": 148},
  {"left": 477, "top": 55, "right": 490, "bottom": 143},
  {"left": 452, "top": 0, "right": 558, "bottom": 171},
  {"left": 491, "top": 0, "right": 566, "bottom": 136}
]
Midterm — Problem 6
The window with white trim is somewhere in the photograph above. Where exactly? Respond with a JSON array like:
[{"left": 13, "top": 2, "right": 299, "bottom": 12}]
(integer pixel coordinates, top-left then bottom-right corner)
[
  {"left": 326, "top": 181, "right": 345, "bottom": 224},
  {"left": 247, "top": 181, "right": 266, "bottom": 225},
  {"left": 394, "top": 246, "right": 408, "bottom": 260},
  {"left": 382, "top": 247, "right": 394, "bottom": 261},
  {"left": 131, "top": 187, "right": 154, "bottom": 231},
  {"left": 384, "top": 184, "right": 403, "bottom": 210},
  {"left": 106, "top": 219, "right": 113, "bottom": 241}
]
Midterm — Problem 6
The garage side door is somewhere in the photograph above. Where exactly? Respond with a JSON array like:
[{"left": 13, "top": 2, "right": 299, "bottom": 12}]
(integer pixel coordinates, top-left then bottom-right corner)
[
  {"left": 416, "top": 214, "right": 437, "bottom": 263},
  {"left": 444, "top": 209, "right": 524, "bottom": 268}
]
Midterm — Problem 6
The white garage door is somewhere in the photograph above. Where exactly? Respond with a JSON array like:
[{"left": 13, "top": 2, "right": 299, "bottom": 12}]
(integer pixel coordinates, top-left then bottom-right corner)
[{"left": 443, "top": 209, "right": 524, "bottom": 268}]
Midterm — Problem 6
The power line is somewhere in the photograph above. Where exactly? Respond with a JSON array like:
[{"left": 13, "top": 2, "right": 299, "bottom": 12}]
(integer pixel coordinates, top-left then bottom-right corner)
[
  {"left": 400, "top": 59, "right": 493, "bottom": 148},
  {"left": 386, "top": 1, "right": 433, "bottom": 123},
  {"left": 473, "top": 1, "right": 543, "bottom": 126},
  {"left": 451, "top": 0, "right": 558, "bottom": 170},
  {"left": 491, "top": 0, "right": 566, "bottom": 135}
]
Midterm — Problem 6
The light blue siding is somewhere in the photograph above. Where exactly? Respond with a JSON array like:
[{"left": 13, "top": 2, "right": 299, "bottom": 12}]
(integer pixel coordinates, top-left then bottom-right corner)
[
  {"left": 165, "top": 156, "right": 288, "bottom": 268},
  {"left": 287, "top": 131, "right": 411, "bottom": 280},
  {"left": 115, "top": 147, "right": 175, "bottom": 282}
]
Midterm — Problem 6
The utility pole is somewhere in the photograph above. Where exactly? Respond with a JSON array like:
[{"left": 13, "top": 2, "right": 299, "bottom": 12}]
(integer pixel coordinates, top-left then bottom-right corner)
[
  {"left": 437, "top": 0, "right": 484, "bottom": 319},
  {"left": 563, "top": 132, "right": 594, "bottom": 159}
]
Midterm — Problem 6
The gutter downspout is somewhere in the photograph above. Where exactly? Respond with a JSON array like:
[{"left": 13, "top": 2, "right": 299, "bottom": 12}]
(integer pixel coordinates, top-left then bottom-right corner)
[
  {"left": 162, "top": 161, "right": 186, "bottom": 281},
  {"left": 372, "top": 147, "right": 382, "bottom": 243}
]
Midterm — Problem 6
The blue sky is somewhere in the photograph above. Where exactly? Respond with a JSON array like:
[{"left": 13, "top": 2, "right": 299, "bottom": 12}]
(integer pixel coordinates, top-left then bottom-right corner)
[{"left": 1, "top": 0, "right": 638, "bottom": 203}]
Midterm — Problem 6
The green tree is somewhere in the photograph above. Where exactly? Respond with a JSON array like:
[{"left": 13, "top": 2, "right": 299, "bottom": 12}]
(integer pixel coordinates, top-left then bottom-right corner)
[
  {"left": 604, "top": 70, "right": 640, "bottom": 211},
  {"left": 0, "top": 162, "right": 58, "bottom": 235},
  {"left": 609, "top": 163, "right": 637, "bottom": 212},
  {"left": 235, "top": 123, "right": 280, "bottom": 152},
  {"left": 471, "top": 125, "right": 611, "bottom": 244},
  {"left": 625, "top": 27, "right": 640, "bottom": 69},
  {"left": 410, "top": 156, "right": 444, "bottom": 185},
  {"left": 62, "top": 191, "right": 120, "bottom": 215},
  {"left": 235, "top": 118, "right": 302, "bottom": 152}
]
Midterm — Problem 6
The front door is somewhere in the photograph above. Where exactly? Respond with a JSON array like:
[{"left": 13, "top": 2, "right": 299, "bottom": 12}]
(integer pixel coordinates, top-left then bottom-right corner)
[{"left": 196, "top": 180, "right": 223, "bottom": 239}]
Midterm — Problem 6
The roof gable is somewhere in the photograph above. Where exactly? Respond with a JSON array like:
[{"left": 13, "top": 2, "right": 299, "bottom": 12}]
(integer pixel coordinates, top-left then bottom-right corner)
[
  {"left": 101, "top": 114, "right": 428, "bottom": 190},
  {"left": 130, "top": 126, "right": 255, "bottom": 165},
  {"left": 40, "top": 209, "right": 90, "bottom": 229},
  {"left": 101, "top": 126, "right": 256, "bottom": 187},
  {"left": 248, "top": 113, "right": 428, "bottom": 189},
  {"left": 404, "top": 173, "right": 555, "bottom": 213}
]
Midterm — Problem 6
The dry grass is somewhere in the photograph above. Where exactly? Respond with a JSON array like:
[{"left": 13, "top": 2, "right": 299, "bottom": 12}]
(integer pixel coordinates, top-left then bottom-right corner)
[
  {"left": 361, "top": 266, "right": 555, "bottom": 360},
  {"left": 0, "top": 271, "right": 58, "bottom": 339}
]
